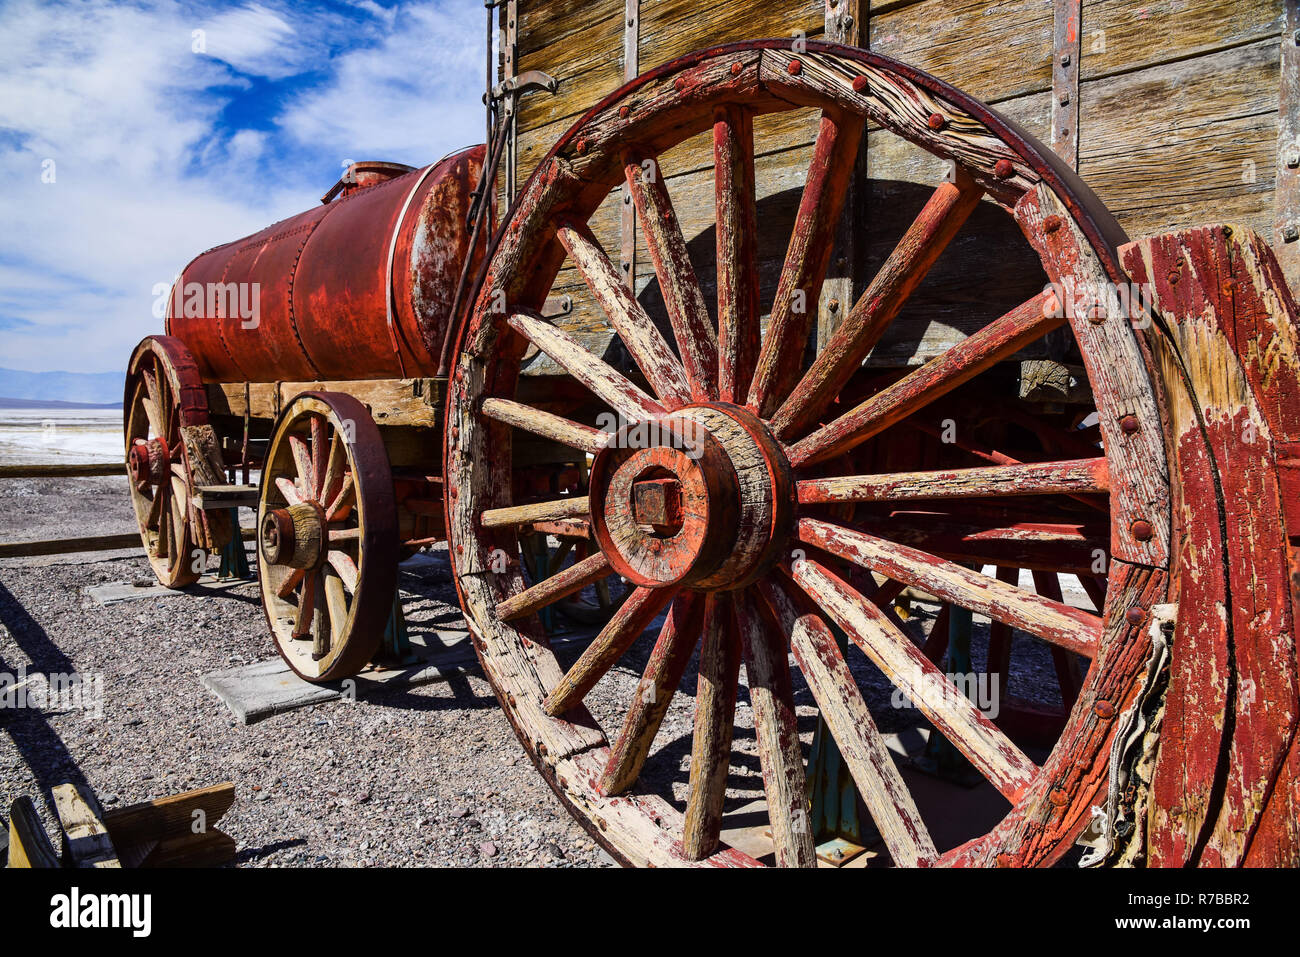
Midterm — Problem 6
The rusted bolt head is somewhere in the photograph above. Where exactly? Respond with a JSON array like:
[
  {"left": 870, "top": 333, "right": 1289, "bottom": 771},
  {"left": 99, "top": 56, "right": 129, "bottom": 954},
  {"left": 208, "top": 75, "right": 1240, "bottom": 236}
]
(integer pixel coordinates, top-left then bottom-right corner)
[
  {"left": 995, "top": 853, "right": 1014, "bottom": 867},
  {"left": 1042, "top": 293, "right": 1061, "bottom": 318},
  {"left": 927, "top": 112, "right": 947, "bottom": 131},
  {"left": 828, "top": 298, "right": 840, "bottom": 313},
  {"left": 851, "top": 75, "right": 869, "bottom": 94},
  {"left": 1094, "top": 700, "right": 1116, "bottom": 719},
  {"left": 1167, "top": 269, "right": 1180, "bottom": 285},
  {"left": 1221, "top": 278, "right": 1236, "bottom": 296},
  {"left": 993, "top": 158, "right": 1015, "bottom": 179},
  {"left": 618, "top": 105, "right": 630, "bottom": 119},
  {"left": 1087, "top": 302, "right": 1107, "bottom": 324},
  {"left": 1284, "top": 225, "right": 1300, "bottom": 243},
  {"left": 1130, "top": 519, "right": 1154, "bottom": 542},
  {"left": 1125, "top": 606, "right": 1146, "bottom": 626},
  {"left": 674, "top": 76, "right": 687, "bottom": 92},
  {"left": 574, "top": 139, "right": 588, "bottom": 156},
  {"left": 730, "top": 61, "right": 743, "bottom": 76},
  {"left": 1120, "top": 414, "right": 1140, "bottom": 434},
  {"left": 1043, "top": 214, "right": 1062, "bottom": 233},
  {"left": 787, "top": 58, "right": 803, "bottom": 76},
  {"left": 1049, "top": 787, "right": 1069, "bottom": 807}
]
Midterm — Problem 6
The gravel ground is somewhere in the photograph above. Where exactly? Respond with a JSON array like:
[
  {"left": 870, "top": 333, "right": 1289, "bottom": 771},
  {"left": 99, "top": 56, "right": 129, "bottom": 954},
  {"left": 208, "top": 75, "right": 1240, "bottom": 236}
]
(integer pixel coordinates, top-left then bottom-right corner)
[{"left": 0, "top": 472, "right": 1091, "bottom": 866}]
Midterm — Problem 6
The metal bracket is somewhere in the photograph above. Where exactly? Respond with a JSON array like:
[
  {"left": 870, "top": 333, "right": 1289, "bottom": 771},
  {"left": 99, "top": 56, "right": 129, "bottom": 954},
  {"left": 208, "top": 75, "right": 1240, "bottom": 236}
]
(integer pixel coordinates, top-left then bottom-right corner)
[
  {"left": 1051, "top": 0, "right": 1082, "bottom": 169},
  {"left": 620, "top": 0, "right": 640, "bottom": 292}
]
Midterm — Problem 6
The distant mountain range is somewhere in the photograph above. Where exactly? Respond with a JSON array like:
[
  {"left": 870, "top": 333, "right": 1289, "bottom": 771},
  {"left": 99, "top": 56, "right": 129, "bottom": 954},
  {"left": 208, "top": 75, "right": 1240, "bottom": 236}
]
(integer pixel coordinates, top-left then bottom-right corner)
[{"left": 0, "top": 367, "right": 124, "bottom": 406}]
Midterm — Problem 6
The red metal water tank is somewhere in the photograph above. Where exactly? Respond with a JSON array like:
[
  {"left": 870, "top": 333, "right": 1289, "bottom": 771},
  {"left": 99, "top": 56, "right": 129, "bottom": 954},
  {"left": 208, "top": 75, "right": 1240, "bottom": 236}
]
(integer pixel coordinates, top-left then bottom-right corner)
[{"left": 166, "top": 145, "right": 485, "bottom": 382}]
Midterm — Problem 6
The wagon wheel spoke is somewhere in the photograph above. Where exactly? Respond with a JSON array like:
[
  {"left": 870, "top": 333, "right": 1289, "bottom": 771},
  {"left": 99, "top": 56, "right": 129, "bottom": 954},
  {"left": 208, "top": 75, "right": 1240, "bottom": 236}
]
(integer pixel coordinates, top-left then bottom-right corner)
[
  {"left": 786, "top": 557, "right": 1038, "bottom": 803},
  {"left": 757, "top": 577, "right": 938, "bottom": 866},
  {"left": 682, "top": 594, "right": 741, "bottom": 860},
  {"left": 327, "top": 549, "right": 359, "bottom": 593},
  {"left": 276, "top": 566, "right": 306, "bottom": 600},
  {"left": 292, "top": 569, "right": 320, "bottom": 640},
  {"left": 799, "top": 517, "right": 1102, "bottom": 659},
  {"left": 482, "top": 397, "right": 609, "bottom": 456},
  {"left": 542, "top": 585, "right": 678, "bottom": 717},
  {"left": 497, "top": 551, "right": 612, "bottom": 621},
  {"left": 145, "top": 479, "right": 166, "bottom": 532},
  {"left": 322, "top": 569, "right": 348, "bottom": 651},
  {"left": 275, "top": 476, "right": 304, "bottom": 507},
  {"left": 508, "top": 311, "right": 664, "bottom": 422},
  {"left": 626, "top": 156, "right": 718, "bottom": 401},
  {"left": 599, "top": 592, "right": 705, "bottom": 795},
  {"left": 858, "top": 513, "right": 1110, "bottom": 577},
  {"left": 326, "top": 474, "right": 355, "bottom": 522},
  {"left": 985, "top": 567, "right": 1019, "bottom": 698},
  {"left": 153, "top": 488, "right": 170, "bottom": 558},
  {"left": 289, "top": 433, "right": 315, "bottom": 496},
  {"left": 140, "top": 369, "right": 164, "bottom": 437},
  {"left": 480, "top": 497, "right": 589, "bottom": 529},
  {"left": 558, "top": 221, "right": 692, "bottom": 407},
  {"left": 733, "top": 589, "right": 816, "bottom": 867},
  {"left": 789, "top": 291, "right": 1062, "bottom": 468},
  {"left": 773, "top": 175, "right": 984, "bottom": 441},
  {"left": 310, "top": 414, "right": 329, "bottom": 500},
  {"left": 797, "top": 457, "right": 1110, "bottom": 504},
  {"left": 713, "top": 105, "right": 760, "bottom": 404},
  {"left": 747, "top": 110, "right": 864, "bottom": 415},
  {"left": 321, "top": 431, "right": 346, "bottom": 506}
]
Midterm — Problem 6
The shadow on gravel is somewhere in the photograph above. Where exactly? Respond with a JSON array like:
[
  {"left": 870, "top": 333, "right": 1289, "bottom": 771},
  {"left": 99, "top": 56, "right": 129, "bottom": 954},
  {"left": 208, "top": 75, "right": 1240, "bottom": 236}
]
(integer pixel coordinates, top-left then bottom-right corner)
[
  {"left": 232, "top": 837, "right": 308, "bottom": 865},
  {"left": 0, "top": 579, "right": 93, "bottom": 816}
]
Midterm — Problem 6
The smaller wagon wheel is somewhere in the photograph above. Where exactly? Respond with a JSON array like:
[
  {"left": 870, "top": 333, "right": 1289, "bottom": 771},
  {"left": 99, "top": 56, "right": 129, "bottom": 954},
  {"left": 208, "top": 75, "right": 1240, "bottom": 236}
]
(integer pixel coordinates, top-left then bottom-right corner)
[
  {"left": 257, "top": 392, "right": 398, "bottom": 682},
  {"left": 124, "top": 336, "right": 207, "bottom": 588}
]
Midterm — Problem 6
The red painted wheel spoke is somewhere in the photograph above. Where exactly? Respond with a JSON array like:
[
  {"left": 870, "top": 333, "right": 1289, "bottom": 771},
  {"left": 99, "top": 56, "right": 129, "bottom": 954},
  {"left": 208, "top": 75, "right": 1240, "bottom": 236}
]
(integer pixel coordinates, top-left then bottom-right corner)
[
  {"left": 543, "top": 585, "right": 678, "bottom": 717},
  {"left": 327, "top": 549, "right": 359, "bottom": 593},
  {"left": 325, "top": 474, "right": 355, "bottom": 522},
  {"left": 140, "top": 370, "right": 164, "bottom": 437},
  {"left": 789, "top": 291, "right": 1061, "bottom": 468},
  {"left": 507, "top": 311, "right": 665, "bottom": 422},
  {"left": 322, "top": 569, "right": 348, "bottom": 647},
  {"left": 599, "top": 592, "right": 705, "bottom": 795},
  {"left": 558, "top": 221, "right": 692, "bottom": 407},
  {"left": 275, "top": 475, "right": 304, "bottom": 507},
  {"left": 626, "top": 156, "right": 718, "bottom": 402},
  {"left": 747, "top": 110, "right": 864, "bottom": 416},
  {"left": 785, "top": 557, "right": 1038, "bottom": 803},
  {"left": 772, "top": 176, "right": 984, "bottom": 441},
  {"left": 289, "top": 433, "right": 315, "bottom": 495},
  {"left": 310, "top": 415, "right": 329, "bottom": 500},
  {"left": 320, "top": 431, "right": 346, "bottom": 507},
  {"left": 496, "top": 550, "right": 612, "bottom": 621},
  {"left": 799, "top": 517, "right": 1102, "bottom": 658},
  {"left": 682, "top": 594, "right": 741, "bottom": 860},
  {"left": 797, "top": 457, "right": 1110, "bottom": 504},
  {"left": 482, "top": 397, "right": 610, "bottom": 456},
  {"left": 713, "top": 105, "right": 760, "bottom": 404},
  {"left": 480, "top": 496, "right": 589, "bottom": 529},
  {"left": 758, "top": 577, "right": 938, "bottom": 866},
  {"left": 734, "top": 589, "right": 816, "bottom": 867},
  {"left": 856, "top": 512, "right": 1110, "bottom": 577}
]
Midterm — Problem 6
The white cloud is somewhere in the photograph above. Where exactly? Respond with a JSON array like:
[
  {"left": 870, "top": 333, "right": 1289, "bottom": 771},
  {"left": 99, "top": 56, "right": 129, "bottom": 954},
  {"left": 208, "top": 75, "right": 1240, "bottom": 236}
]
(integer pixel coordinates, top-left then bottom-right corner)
[{"left": 0, "top": 0, "right": 484, "bottom": 374}]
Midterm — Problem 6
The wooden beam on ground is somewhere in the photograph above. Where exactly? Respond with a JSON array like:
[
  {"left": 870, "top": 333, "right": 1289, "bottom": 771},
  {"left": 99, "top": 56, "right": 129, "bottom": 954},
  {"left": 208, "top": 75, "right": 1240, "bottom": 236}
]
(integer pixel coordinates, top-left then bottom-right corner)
[
  {"left": 7, "top": 796, "right": 60, "bottom": 868},
  {"left": 52, "top": 782, "right": 120, "bottom": 868},
  {"left": 0, "top": 463, "right": 123, "bottom": 478}
]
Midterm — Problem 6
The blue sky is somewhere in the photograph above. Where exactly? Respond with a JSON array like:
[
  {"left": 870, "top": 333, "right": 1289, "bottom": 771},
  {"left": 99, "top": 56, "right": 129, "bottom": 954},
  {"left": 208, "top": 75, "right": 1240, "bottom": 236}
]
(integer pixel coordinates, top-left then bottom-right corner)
[{"left": 0, "top": 0, "right": 485, "bottom": 373}]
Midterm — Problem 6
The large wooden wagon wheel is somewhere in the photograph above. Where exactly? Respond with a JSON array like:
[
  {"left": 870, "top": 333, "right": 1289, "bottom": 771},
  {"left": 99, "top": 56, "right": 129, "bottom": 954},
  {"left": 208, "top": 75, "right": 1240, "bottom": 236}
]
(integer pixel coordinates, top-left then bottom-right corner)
[
  {"left": 257, "top": 392, "right": 398, "bottom": 682},
  {"left": 124, "top": 335, "right": 221, "bottom": 589},
  {"left": 446, "top": 41, "right": 1172, "bottom": 867}
]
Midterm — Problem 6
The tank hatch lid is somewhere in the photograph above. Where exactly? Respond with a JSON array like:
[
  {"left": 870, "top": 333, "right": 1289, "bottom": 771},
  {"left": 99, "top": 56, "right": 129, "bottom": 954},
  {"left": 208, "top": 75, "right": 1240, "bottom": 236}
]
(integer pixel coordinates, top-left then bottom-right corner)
[{"left": 321, "top": 160, "right": 416, "bottom": 204}]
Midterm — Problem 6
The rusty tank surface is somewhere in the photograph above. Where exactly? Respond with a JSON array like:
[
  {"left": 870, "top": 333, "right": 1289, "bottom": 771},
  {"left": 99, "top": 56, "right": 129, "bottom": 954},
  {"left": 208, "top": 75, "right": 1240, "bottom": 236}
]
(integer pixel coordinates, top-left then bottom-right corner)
[{"left": 166, "top": 146, "right": 485, "bottom": 383}]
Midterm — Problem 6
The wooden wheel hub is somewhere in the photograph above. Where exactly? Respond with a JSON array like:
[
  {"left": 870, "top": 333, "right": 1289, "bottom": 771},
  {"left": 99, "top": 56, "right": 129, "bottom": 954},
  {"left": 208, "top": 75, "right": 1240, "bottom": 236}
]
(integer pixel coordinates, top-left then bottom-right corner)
[
  {"left": 589, "top": 403, "right": 792, "bottom": 590},
  {"left": 128, "top": 436, "right": 168, "bottom": 490},
  {"left": 260, "top": 502, "right": 325, "bottom": 570}
]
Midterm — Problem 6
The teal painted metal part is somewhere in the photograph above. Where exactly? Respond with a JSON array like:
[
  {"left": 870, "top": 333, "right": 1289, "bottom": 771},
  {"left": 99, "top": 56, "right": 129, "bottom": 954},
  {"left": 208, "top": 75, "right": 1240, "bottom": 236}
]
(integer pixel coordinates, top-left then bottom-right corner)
[
  {"left": 807, "top": 626, "right": 864, "bottom": 846},
  {"left": 383, "top": 595, "right": 413, "bottom": 661},
  {"left": 216, "top": 509, "right": 252, "bottom": 580}
]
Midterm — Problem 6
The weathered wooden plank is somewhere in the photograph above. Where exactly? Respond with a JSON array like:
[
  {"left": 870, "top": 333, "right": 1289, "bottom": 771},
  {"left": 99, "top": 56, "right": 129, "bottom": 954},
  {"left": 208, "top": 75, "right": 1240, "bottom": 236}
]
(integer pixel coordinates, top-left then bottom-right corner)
[
  {"left": 52, "top": 783, "right": 120, "bottom": 869},
  {"left": 209, "top": 378, "right": 444, "bottom": 427}
]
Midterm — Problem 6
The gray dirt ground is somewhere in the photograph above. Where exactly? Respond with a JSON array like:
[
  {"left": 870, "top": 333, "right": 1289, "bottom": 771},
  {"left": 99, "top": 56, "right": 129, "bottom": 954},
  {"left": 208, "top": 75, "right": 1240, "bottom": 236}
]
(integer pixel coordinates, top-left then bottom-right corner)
[{"left": 0, "top": 473, "right": 1085, "bottom": 867}]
